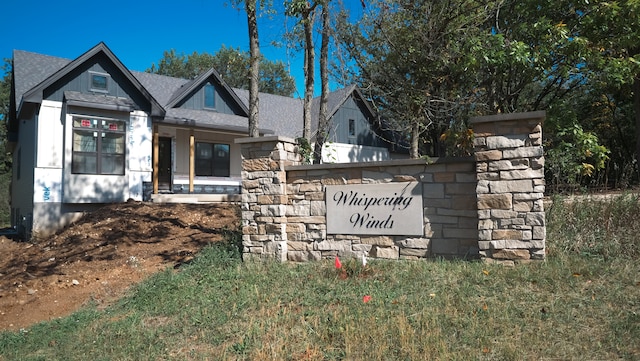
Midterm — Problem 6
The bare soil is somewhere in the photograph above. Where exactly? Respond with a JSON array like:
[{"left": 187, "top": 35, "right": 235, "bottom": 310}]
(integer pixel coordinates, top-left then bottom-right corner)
[{"left": 0, "top": 201, "right": 239, "bottom": 331}]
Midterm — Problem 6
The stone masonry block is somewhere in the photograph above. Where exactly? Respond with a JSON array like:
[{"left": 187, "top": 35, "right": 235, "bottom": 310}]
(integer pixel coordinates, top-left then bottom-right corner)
[
  {"left": 475, "top": 150, "right": 502, "bottom": 161},
  {"left": 533, "top": 226, "right": 546, "bottom": 240},
  {"left": 423, "top": 183, "right": 445, "bottom": 198},
  {"left": 316, "top": 239, "right": 350, "bottom": 251},
  {"left": 286, "top": 223, "right": 306, "bottom": 233},
  {"left": 486, "top": 134, "right": 528, "bottom": 149},
  {"left": 397, "top": 238, "right": 430, "bottom": 249},
  {"left": 492, "top": 249, "right": 531, "bottom": 260},
  {"left": 492, "top": 229, "right": 522, "bottom": 240},
  {"left": 477, "top": 194, "right": 512, "bottom": 210},
  {"left": 372, "top": 246, "right": 399, "bottom": 259},
  {"left": 525, "top": 212, "right": 545, "bottom": 226},
  {"left": 500, "top": 168, "right": 544, "bottom": 180},
  {"left": 489, "top": 180, "right": 533, "bottom": 193},
  {"left": 361, "top": 235, "right": 395, "bottom": 246},
  {"left": 488, "top": 160, "right": 528, "bottom": 172},
  {"left": 503, "top": 146, "right": 544, "bottom": 159}
]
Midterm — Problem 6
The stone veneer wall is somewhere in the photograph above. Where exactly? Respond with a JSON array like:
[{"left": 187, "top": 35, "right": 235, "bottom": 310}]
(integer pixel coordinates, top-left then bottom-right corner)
[
  {"left": 471, "top": 111, "right": 546, "bottom": 262},
  {"left": 236, "top": 111, "right": 546, "bottom": 263}
]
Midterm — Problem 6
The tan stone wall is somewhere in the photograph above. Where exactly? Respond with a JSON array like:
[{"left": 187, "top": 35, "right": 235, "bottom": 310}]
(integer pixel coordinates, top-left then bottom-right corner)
[
  {"left": 284, "top": 159, "right": 479, "bottom": 261},
  {"left": 471, "top": 111, "right": 546, "bottom": 263},
  {"left": 236, "top": 111, "right": 546, "bottom": 263}
]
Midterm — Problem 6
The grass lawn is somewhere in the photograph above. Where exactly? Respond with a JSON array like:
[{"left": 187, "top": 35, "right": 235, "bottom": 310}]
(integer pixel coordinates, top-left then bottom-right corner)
[{"left": 1, "top": 195, "right": 639, "bottom": 360}]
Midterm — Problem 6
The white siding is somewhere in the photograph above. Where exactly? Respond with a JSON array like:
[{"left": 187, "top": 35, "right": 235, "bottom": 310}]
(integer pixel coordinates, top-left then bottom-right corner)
[
  {"left": 36, "top": 100, "right": 64, "bottom": 168},
  {"left": 321, "top": 143, "right": 390, "bottom": 163},
  {"left": 128, "top": 111, "right": 152, "bottom": 172},
  {"left": 33, "top": 168, "right": 63, "bottom": 203}
]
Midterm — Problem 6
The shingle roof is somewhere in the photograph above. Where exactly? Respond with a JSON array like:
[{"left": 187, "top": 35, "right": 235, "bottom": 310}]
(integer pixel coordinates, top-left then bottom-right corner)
[
  {"left": 131, "top": 71, "right": 189, "bottom": 107},
  {"left": 11, "top": 45, "right": 373, "bottom": 141},
  {"left": 15, "top": 43, "right": 165, "bottom": 118},
  {"left": 163, "top": 108, "right": 273, "bottom": 134},
  {"left": 12, "top": 50, "right": 71, "bottom": 108},
  {"left": 233, "top": 88, "right": 304, "bottom": 138},
  {"left": 64, "top": 91, "right": 137, "bottom": 112}
]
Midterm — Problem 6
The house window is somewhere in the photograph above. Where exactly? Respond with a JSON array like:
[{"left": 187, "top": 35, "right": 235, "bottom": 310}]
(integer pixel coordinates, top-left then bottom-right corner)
[
  {"left": 89, "top": 72, "right": 110, "bottom": 92},
  {"left": 195, "top": 142, "right": 230, "bottom": 177},
  {"left": 204, "top": 84, "right": 215, "bottom": 109},
  {"left": 348, "top": 119, "right": 356, "bottom": 137},
  {"left": 71, "top": 116, "right": 125, "bottom": 175}
]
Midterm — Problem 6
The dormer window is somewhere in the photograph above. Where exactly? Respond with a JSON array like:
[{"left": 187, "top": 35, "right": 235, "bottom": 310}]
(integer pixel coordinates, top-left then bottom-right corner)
[
  {"left": 90, "top": 72, "right": 109, "bottom": 93},
  {"left": 204, "top": 84, "right": 215, "bottom": 109}
]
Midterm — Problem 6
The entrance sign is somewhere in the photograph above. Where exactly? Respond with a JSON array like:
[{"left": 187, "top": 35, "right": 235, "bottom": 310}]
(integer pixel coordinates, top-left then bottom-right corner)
[{"left": 326, "top": 182, "right": 423, "bottom": 235}]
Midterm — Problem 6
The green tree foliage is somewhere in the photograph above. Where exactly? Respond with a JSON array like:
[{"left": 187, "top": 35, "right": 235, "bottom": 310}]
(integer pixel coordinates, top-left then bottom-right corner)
[
  {"left": 0, "top": 59, "right": 12, "bottom": 226},
  {"left": 337, "top": 0, "right": 497, "bottom": 158},
  {"left": 0, "top": 59, "right": 12, "bottom": 172},
  {"left": 147, "top": 46, "right": 296, "bottom": 97}
]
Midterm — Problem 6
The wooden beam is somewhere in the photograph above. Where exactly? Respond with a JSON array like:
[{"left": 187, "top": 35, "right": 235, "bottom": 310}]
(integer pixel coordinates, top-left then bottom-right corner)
[
  {"left": 189, "top": 129, "right": 195, "bottom": 193},
  {"left": 152, "top": 124, "right": 159, "bottom": 194}
]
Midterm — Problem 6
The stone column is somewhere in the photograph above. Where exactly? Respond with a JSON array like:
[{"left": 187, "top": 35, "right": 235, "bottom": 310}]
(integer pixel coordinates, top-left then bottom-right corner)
[
  {"left": 471, "top": 111, "right": 546, "bottom": 263},
  {"left": 235, "top": 136, "right": 301, "bottom": 261}
]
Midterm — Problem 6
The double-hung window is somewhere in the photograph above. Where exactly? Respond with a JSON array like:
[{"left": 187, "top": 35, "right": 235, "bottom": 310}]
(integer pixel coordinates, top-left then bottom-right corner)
[
  {"left": 72, "top": 116, "right": 126, "bottom": 175},
  {"left": 195, "top": 142, "right": 230, "bottom": 177}
]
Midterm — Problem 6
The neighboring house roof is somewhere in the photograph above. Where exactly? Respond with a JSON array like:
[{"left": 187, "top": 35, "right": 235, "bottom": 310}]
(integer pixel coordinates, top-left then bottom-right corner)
[{"left": 233, "top": 88, "right": 304, "bottom": 139}]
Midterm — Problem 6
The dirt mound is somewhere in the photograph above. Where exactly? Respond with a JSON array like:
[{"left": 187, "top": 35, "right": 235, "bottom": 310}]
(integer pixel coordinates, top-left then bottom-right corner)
[{"left": 0, "top": 201, "right": 239, "bottom": 331}]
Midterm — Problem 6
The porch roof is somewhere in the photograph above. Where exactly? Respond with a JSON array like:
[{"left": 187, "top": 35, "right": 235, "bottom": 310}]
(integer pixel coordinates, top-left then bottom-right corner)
[
  {"left": 162, "top": 107, "right": 274, "bottom": 134},
  {"left": 64, "top": 91, "right": 137, "bottom": 112}
]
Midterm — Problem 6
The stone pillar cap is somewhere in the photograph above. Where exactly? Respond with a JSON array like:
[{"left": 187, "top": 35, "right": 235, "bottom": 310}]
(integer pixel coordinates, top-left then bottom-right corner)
[{"left": 470, "top": 111, "right": 545, "bottom": 125}]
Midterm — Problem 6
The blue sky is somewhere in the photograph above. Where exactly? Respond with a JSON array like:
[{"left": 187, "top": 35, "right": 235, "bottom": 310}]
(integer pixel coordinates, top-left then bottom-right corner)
[{"left": 2, "top": 0, "right": 363, "bottom": 97}]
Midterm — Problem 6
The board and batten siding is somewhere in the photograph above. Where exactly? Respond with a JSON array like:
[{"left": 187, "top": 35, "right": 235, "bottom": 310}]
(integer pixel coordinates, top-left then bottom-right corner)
[
  {"left": 177, "top": 81, "right": 245, "bottom": 115},
  {"left": 42, "top": 53, "right": 151, "bottom": 112},
  {"left": 330, "top": 95, "right": 385, "bottom": 148}
]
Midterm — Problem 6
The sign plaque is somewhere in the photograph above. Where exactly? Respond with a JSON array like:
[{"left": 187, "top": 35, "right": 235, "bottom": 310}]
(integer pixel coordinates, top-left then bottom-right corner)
[{"left": 325, "top": 182, "right": 423, "bottom": 235}]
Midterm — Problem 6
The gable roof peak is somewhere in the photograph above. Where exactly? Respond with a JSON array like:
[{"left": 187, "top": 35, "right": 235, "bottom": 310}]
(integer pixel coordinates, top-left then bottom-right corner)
[
  {"left": 17, "top": 41, "right": 165, "bottom": 117},
  {"left": 165, "top": 67, "right": 249, "bottom": 116}
]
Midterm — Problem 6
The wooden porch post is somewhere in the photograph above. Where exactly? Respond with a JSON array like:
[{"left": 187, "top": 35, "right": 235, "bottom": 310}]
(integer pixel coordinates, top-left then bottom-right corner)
[
  {"left": 189, "top": 129, "right": 195, "bottom": 193},
  {"left": 152, "top": 124, "right": 159, "bottom": 194}
]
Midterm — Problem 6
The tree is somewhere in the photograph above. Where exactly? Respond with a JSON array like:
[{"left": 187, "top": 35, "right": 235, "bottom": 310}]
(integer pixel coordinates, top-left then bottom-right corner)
[
  {"left": 336, "top": 0, "right": 496, "bottom": 158},
  {"left": 313, "top": 1, "right": 331, "bottom": 163},
  {"left": 575, "top": 0, "right": 640, "bottom": 173},
  {"left": 246, "top": 0, "right": 261, "bottom": 137},
  {"left": 0, "top": 59, "right": 12, "bottom": 226},
  {"left": 148, "top": 46, "right": 295, "bottom": 97},
  {"left": 285, "top": 0, "right": 320, "bottom": 141},
  {"left": 0, "top": 59, "right": 12, "bottom": 172}
]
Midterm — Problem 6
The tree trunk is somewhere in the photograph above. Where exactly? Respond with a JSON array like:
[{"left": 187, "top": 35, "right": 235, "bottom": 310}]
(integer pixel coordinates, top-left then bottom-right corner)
[
  {"left": 634, "top": 75, "right": 640, "bottom": 176},
  {"left": 410, "top": 120, "right": 420, "bottom": 159},
  {"left": 313, "top": 3, "right": 330, "bottom": 164},
  {"left": 246, "top": 0, "right": 260, "bottom": 137},
  {"left": 302, "top": 6, "right": 315, "bottom": 142}
]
